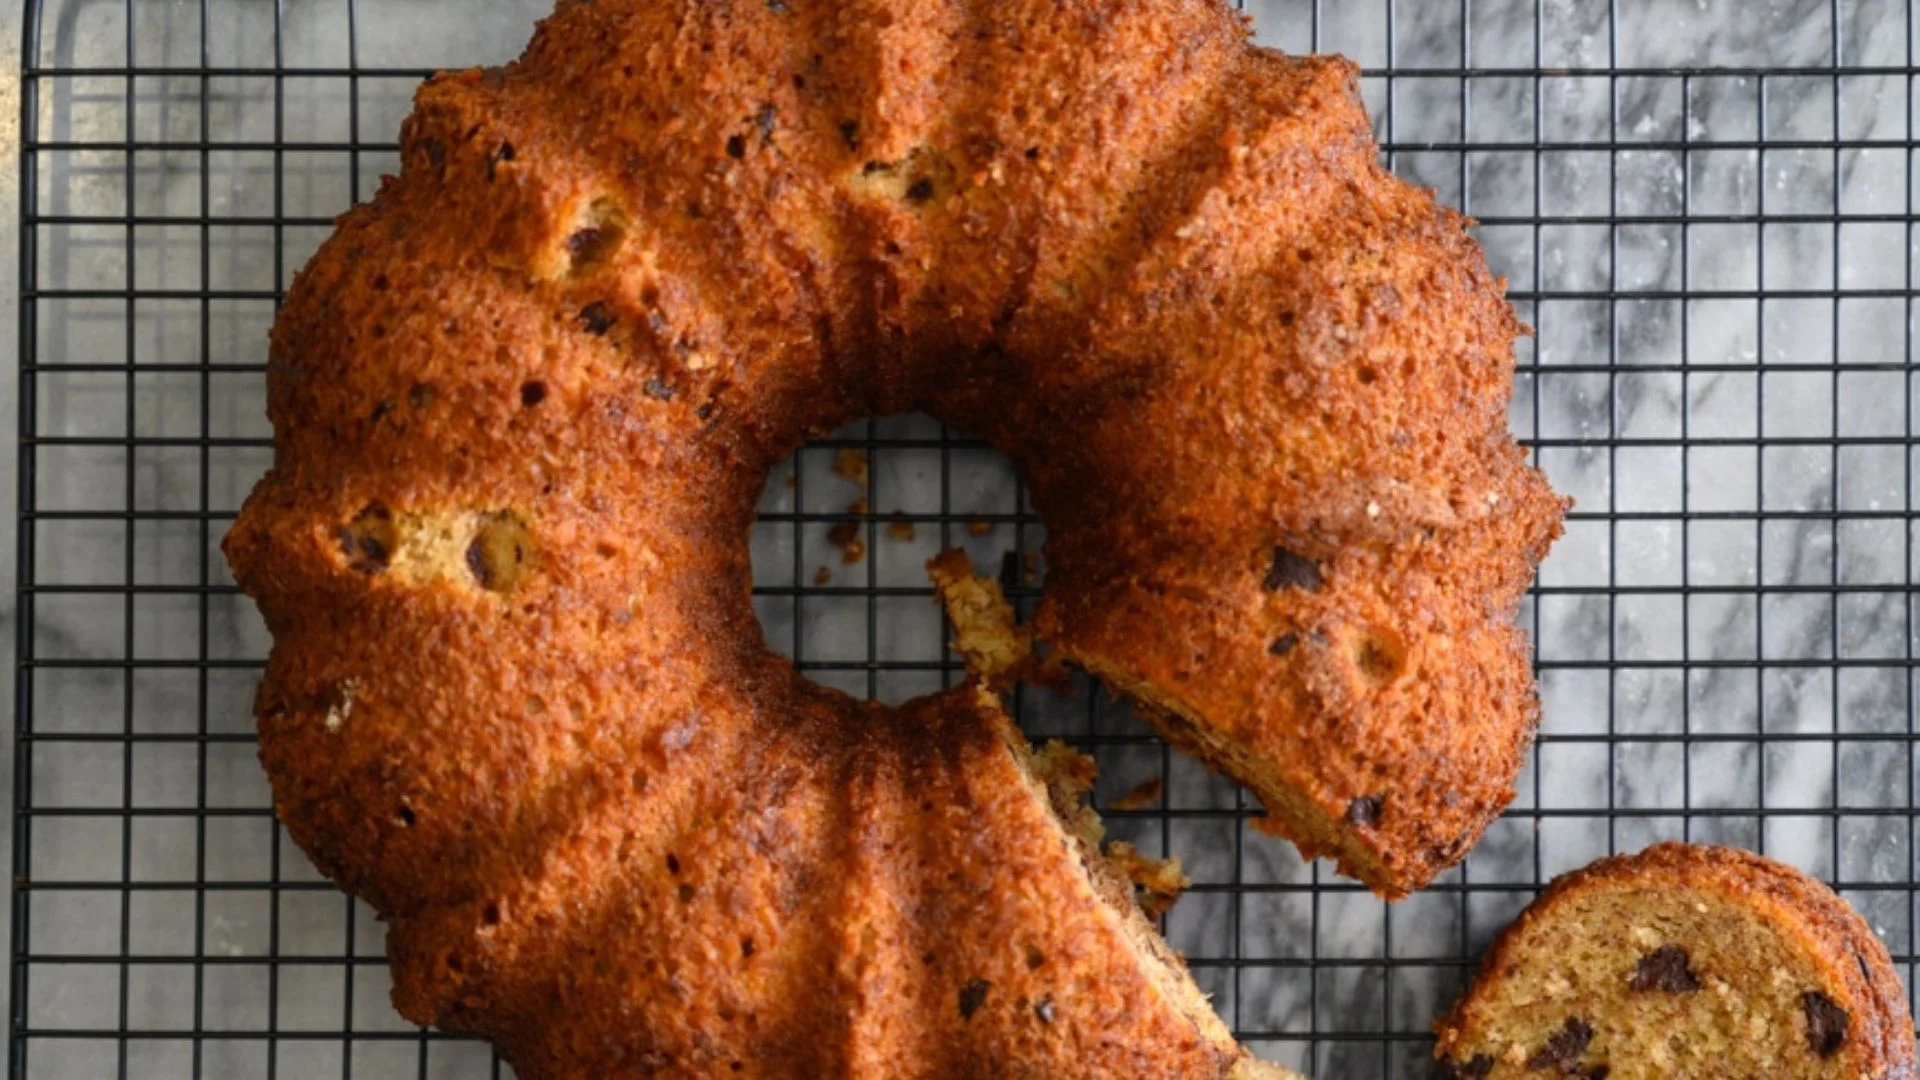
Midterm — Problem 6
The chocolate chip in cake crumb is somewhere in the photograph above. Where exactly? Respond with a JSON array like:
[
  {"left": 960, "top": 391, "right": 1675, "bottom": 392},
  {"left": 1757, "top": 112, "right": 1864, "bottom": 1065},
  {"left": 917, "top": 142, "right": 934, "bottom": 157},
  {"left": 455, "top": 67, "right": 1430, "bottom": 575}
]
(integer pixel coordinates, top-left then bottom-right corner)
[
  {"left": 838, "top": 119, "right": 860, "bottom": 150},
  {"left": 1525, "top": 1017, "right": 1594, "bottom": 1072},
  {"left": 905, "top": 177, "right": 935, "bottom": 203},
  {"left": 1801, "top": 991, "right": 1850, "bottom": 1057},
  {"left": 465, "top": 537, "right": 494, "bottom": 589},
  {"left": 342, "top": 504, "right": 395, "bottom": 574},
  {"left": 1262, "top": 546, "right": 1323, "bottom": 592},
  {"left": 677, "top": 883, "right": 695, "bottom": 902},
  {"left": 1033, "top": 996, "right": 1055, "bottom": 1025},
  {"left": 486, "top": 141, "right": 514, "bottom": 181},
  {"left": 369, "top": 399, "right": 396, "bottom": 423},
  {"left": 520, "top": 381, "right": 547, "bottom": 408},
  {"left": 1629, "top": 945, "right": 1700, "bottom": 993},
  {"left": 578, "top": 301, "right": 616, "bottom": 335},
  {"left": 643, "top": 377, "right": 677, "bottom": 401},
  {"left": 740, "top": 937, "right": 755, "bottom": 958},
  {"left": 764, "top": 0, "right": 790, "bottom": 12},
  {"left": 1584, "top": 1068, "right": 1609, "bottom": 1079},
  {"left": 1443, "top": 1057, "right": 1493, "bottom": 1080},
  {"left": 1345, "top": 795, "right": 1384, "bottom": 827},
  {"left": 725, "top": 134, "right": 747, "bottom": 159},
  {"left": 1269, "top": 632, "right": 1301, "bottom": 656},
  {"left": 959, "top": 978, "right": 991, "bottom": 1020}
]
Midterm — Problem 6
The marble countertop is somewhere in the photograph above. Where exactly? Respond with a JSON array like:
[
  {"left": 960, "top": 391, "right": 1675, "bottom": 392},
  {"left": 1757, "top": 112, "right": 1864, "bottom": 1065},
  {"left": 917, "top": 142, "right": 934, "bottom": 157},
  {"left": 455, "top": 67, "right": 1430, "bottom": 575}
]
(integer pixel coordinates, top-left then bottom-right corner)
[{"left": 10, "top": 0, "right": 1919, "bottom": 1077}]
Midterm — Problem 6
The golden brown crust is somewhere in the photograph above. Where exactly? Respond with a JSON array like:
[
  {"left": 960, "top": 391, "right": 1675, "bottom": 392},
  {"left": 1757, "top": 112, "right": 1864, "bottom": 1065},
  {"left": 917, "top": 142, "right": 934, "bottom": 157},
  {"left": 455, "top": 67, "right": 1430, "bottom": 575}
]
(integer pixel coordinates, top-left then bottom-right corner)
[
  {"left": 1436, "top": 843, "right": 1917, "bottom": 1079},
  {"left": 225, "top": 0, "right": 1554, "bottom": 1072}
]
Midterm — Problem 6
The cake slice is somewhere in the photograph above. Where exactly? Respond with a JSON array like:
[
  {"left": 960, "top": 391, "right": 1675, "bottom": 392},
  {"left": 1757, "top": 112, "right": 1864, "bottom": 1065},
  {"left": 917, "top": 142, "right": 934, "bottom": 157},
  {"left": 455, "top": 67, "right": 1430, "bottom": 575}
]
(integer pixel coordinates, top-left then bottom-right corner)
[{"left": 1435, "top": 843, "right": 1916, "bottom": 1079}]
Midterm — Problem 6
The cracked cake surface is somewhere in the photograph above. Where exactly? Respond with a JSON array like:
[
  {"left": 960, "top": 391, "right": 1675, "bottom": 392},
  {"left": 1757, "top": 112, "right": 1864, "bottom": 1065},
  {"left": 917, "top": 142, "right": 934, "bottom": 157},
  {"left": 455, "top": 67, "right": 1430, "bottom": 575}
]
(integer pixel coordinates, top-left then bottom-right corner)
[{"left": 222, "top": 0, "right": 1563, "bottom": 1073}]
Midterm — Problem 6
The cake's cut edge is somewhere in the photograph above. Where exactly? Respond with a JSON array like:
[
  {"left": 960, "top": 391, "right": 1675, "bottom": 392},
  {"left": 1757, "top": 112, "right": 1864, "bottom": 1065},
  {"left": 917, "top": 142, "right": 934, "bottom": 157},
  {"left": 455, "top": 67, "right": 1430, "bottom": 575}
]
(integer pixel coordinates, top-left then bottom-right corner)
[
  {"left": 978, "top": 687, "right": 1301, "bottom": 1080},
  {"left": 1433, "top": 843, "right": 1919, "bottom": 1079}
]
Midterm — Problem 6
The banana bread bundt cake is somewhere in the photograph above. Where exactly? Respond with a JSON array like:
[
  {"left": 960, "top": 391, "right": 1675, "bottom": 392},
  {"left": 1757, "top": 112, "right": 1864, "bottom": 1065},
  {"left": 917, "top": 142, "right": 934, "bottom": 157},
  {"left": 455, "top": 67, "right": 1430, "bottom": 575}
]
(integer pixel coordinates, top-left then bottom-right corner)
[
  {"left": 1436, "top": 843, "right": 1917, "bottom": 1079},
  {"left": 224, "top": 0, "right": 1564, "bottom": 1073}
]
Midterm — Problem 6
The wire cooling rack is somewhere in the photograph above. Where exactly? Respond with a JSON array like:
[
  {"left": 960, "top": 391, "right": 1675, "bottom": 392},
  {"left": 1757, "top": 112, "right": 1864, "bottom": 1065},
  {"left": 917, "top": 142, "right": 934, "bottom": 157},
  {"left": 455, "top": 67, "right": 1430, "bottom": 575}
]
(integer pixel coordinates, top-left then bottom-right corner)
[{"left": 13, "top": 0, "right": 1919, "bottom": 1076}]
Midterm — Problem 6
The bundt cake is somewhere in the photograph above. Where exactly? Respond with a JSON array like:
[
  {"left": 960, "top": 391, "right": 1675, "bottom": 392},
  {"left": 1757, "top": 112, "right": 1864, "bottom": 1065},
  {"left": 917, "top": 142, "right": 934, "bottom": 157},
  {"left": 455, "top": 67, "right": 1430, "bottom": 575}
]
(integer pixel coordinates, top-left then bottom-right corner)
[
  {"left": 223, "top": 0, "right": 1565, "bottom": 1072},
  {"left": 1435, "top": 843, "right": 1918, "bottom": 1079}
]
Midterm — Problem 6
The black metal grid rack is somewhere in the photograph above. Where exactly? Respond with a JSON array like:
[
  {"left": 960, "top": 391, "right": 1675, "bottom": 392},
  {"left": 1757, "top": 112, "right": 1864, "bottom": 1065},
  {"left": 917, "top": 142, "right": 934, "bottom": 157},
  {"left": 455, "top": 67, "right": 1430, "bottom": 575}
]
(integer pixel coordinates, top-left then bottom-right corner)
[{"left": 12, "top": 0, "right": 1919, "bottom": 1076}]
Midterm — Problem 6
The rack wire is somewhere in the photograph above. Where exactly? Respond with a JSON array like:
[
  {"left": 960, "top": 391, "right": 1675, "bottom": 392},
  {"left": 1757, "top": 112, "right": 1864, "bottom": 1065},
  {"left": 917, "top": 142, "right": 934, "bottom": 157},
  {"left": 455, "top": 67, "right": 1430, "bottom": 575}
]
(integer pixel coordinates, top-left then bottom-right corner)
[{"left": 13, "top": 0, "right": 1919, "bottom": 1076}]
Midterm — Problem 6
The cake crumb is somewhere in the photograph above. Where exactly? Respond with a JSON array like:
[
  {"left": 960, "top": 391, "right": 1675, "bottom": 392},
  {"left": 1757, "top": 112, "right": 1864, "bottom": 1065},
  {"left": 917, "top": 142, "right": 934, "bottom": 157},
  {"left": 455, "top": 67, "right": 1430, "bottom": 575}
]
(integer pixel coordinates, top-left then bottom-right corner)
[
  {"left": 813, "top": 566, "right": 832, "bottom": 586},
  {"left": 967, "top": 518, "right": 993, "bottom": 537},
  {"left": 849, "top": 497, "right": 870, "bottom": 516},
  {"left": 1107, "top": 840, "right": 1188, "bottom": 918},
  {"left": 1112, "top": 778, "right": 1165, "bottom": 811},
  {"left": 833, "top": 448, "right": 869, "bottom": 487},
  {"left": 886, "top": 516, "right": 916, "bottom": 542},
  {"left": 827, "top": 520, "right": 866, "bottom": 564},
  {"left": 928, "top": 548, "right": 1031, "bottom": 687}
]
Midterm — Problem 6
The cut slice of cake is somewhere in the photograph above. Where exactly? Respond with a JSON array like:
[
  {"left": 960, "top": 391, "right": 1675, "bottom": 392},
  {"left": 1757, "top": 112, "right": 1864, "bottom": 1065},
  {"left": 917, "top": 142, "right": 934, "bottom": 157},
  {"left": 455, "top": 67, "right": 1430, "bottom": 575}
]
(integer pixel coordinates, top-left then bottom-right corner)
[{"left": 1435, "top": 843, "right": 1916, "bottom": 1079}]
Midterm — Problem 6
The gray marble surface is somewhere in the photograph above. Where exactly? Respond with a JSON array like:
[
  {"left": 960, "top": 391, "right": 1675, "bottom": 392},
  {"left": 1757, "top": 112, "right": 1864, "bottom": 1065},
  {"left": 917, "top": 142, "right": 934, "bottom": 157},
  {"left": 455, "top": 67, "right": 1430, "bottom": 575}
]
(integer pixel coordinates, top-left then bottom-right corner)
[{"left": 10, "top": 0, "right": 1920, "bottom": 1077}]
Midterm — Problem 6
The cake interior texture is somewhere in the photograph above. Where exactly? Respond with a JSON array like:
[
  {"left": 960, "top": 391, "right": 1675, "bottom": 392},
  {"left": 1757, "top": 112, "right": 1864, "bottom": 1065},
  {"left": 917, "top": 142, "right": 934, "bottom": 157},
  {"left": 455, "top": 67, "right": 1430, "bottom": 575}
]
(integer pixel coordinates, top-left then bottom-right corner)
[{"left": 1436, "top": 845, "right": 1917, "bottom": 1079}]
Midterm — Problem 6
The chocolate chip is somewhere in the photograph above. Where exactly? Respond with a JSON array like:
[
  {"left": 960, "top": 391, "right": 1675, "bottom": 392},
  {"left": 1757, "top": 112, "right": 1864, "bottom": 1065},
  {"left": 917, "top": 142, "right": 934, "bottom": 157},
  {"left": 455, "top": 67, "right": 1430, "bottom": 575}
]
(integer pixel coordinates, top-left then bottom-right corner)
[
  {"left": 665, "top": 853, "right": 680, "bottom": 875},
  {"left": 1033, "top": 996, "right": 1054, "bottom": 1025},
  {"left": 1629, "top": 945, "right": 1700, "bottom": 993},
  {"left": 1526, "top": 1017, "right": 1594, "bottom": 1072},
  {"left": 1262, "top": 547, "right": 1323, "bottom": 592},
  {"left": 1345, "top": 795, "right": 1383, "bottom": 827},
  {"left": 740, "top": 937, "right": 755, "bottom": 958},
  {"left": 643, "top": 377, "right": 677, "bottom": 401},
  {"left": 1584, "top": 1068, "right": 1610, "bottom": 1080},
  {"left": 1269, "top": 632, "right": 1300, "bottom": 656},
  {"left": 579, "top": 302, "right": 616, "bottom": 335},
  {"left": 1801, "top": 991, "right": 1849, "bottom": 1057},
  {"left": 465, "top": 537, "right": 493, "bottom": 589},
  {"left": 1025, "top": 146, "right": 1040, "bottom": 159},
  {"left": 409, "top": 383, "right": 436, "bottom": 409},
  {"left": 905, "top": 177, "right": 935, "bottom": 203},
  {"left": 838, "top": 119, "right": 860, "bottom": 150},
  {"left": 369, "top": 399, "right": 395, "bottom": 423},
  {"left": 677, "top": 883, "right": 695, "bottom": 902},
  {"left": 755, "top": 104, "right": 777, "bottom": 143},
  {"left": 520, "top": 381, "right": 547, "bottom": 408},
  {"left": 568, "top": 228, "right": 605, "bottom": 259},
  {"left": 1443, "top": 1057, "right": 1493, "bottom": 1080},
  {"left": 765, "top": 0, "right": 789, "bottom": 12},
  {"left": 725, "top": 134, "right": 747, "bottom": 159},
  {"left": 486, "top": 141, "right": 514, "bottom": 181},
  {"left": 958, "top": 978, "right": 991, "bottom": 1020},
  {"left": 419, "top": 138, "right": 446, "bottom": 169}
]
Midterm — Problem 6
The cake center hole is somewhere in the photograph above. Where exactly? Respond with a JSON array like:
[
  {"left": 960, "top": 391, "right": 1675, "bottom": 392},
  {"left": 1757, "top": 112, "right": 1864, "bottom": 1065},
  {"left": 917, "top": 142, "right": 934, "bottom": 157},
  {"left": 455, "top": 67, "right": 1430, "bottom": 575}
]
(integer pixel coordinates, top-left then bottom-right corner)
[{"left": 749, "top": 413, "right": 1038, "bottom": 705}]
